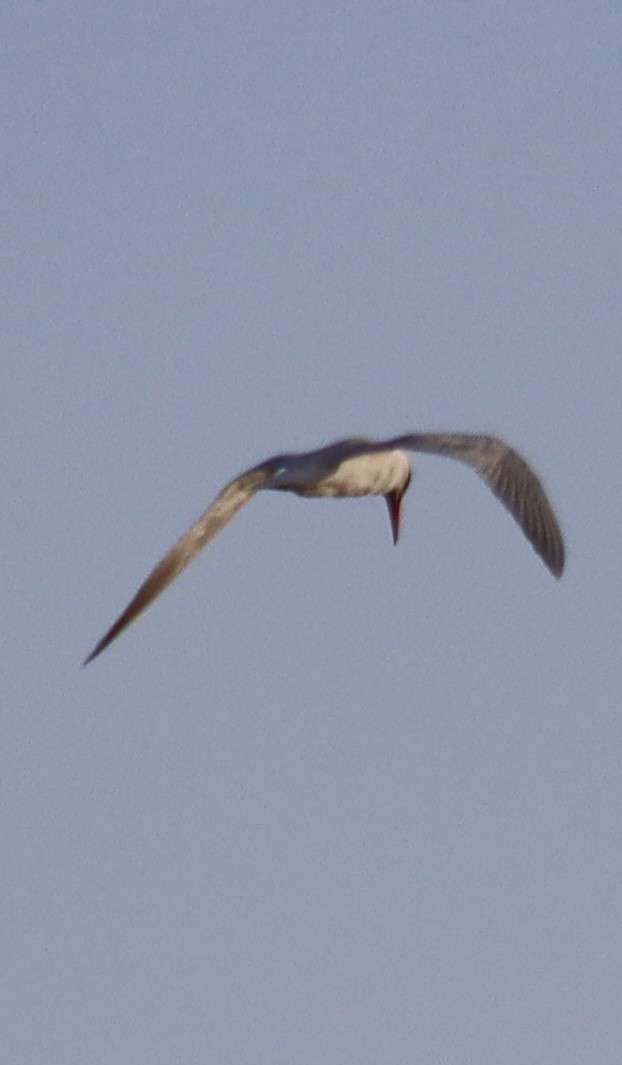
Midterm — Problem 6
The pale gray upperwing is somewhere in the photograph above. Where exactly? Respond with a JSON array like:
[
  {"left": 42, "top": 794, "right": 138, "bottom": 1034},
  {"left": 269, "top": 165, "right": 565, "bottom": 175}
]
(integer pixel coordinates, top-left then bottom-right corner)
[{"left": 83, "top": 462, "right": 276, "bottom": 664}]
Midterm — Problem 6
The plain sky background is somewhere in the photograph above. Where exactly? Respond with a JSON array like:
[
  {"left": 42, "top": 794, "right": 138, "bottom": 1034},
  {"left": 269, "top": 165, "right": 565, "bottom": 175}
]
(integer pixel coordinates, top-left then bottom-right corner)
[{"left": 3, "top": 2, "right": 621, "bottom": 1062}]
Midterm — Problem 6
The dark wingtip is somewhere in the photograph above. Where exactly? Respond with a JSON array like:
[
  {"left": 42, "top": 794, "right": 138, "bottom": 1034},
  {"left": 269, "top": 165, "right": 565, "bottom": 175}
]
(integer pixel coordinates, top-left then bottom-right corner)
[
  {"left": 543, "top": 523, "right": 565, "bottom": 579},
  {"left": 82, "top": 641, "right": 105, "bottom": 667},
  {"left": 82, "top": 615, "right": 127, "bottom": 666},
  {"left": 551, "top": 550, "right": 565, "bottom": 579}
]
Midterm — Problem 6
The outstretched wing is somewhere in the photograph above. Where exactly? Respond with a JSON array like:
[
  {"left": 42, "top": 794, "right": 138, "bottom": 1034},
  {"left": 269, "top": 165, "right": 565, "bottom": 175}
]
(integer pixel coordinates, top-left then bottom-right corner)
[
  {"left": 378, "top": 432, "right": 565, "bottom": 578},
  {"left": 84, "top": 463, "right": 276, "bottom": 664}
]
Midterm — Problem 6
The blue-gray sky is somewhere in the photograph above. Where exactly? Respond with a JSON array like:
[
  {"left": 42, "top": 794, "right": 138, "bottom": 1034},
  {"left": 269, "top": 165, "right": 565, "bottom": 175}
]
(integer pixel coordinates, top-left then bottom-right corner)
[{"left": 4, "top": 3, "right": 621, "bottom": 1062}]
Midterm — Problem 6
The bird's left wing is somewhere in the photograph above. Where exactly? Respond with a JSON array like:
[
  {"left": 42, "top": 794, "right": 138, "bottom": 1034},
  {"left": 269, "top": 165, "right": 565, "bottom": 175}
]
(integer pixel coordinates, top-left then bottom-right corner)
[{"left": 83, "top": 462, "right": 276, "bottom": 664}]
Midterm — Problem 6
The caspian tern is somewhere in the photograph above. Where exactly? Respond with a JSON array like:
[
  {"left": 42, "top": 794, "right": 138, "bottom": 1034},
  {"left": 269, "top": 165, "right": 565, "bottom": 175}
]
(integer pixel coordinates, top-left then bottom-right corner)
[{"left": 84, "top": 432, "right": 564, "bottom": 664}]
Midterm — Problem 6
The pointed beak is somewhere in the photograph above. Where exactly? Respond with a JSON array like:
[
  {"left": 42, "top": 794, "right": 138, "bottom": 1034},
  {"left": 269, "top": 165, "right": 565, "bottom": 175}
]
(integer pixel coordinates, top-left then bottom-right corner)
[{"left": 385, "top": 491, "right": 403, "bottom": 545}]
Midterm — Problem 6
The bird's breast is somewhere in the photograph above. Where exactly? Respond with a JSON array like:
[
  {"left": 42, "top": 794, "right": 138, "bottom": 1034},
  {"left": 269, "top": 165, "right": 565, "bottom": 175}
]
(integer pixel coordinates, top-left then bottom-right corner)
[{"left": 293, "top": 449, "right": 411, "bottom": 498}]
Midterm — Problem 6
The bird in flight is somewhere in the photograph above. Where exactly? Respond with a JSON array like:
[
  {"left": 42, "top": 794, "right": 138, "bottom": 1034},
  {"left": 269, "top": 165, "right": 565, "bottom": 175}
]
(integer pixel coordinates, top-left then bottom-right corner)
[{"left": 84, "top": 432, "right": 564, "bottom": 664}]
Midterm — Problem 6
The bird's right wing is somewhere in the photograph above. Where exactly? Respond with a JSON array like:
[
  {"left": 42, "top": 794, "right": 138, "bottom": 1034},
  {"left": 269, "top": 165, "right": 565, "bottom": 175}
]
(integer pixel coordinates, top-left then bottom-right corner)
[
  {"left": 84, "top": 462, "right": 276, "bottom": 664},
  {"left": 380, "top": 432, "right": 565, "bottom": 578}
]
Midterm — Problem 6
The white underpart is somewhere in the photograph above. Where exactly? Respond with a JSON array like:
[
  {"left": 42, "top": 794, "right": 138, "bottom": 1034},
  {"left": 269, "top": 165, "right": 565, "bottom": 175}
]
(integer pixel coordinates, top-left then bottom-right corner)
[{"left": 276, "top": 449, "right": 412, "bottom": 498}]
